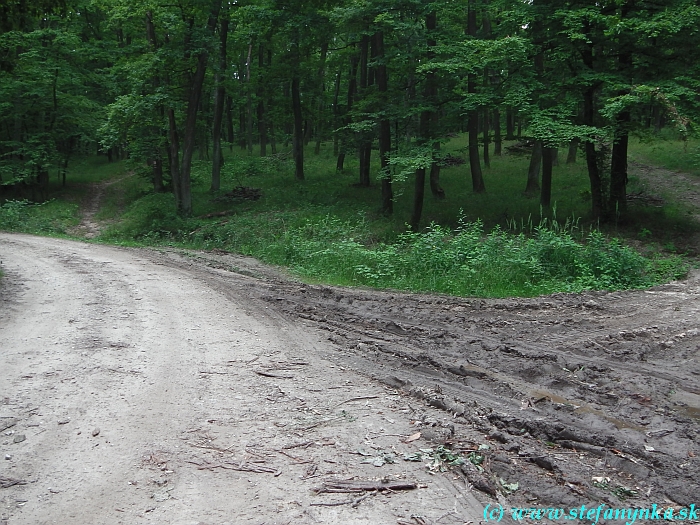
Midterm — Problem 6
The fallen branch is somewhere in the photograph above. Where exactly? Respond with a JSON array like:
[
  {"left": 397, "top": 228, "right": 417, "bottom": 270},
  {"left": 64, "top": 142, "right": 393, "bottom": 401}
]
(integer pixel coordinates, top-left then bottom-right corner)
[
  {"left": 314, "top": 479, "right": 417, "bottom": 494},
  {"left": 310, "top": 499, "right": 353, "bottom": 507},
  {"left": 0, "top": 477, "right": 27, "bottom": 489},
  {"left": 278, "top": 450, "right": 311, "bottom": 463},
  {"left": 254, "top": 370, "right": 294, "bottom": 379},
  {"left": 310, "top": 490, "right": 377, "bottom": 508},
  {"left": 282, "top": 440, "right": 313, "bottom": 450},
  {"left": 333, "top": 396, "right": 379, "bottom": 408},
  {"left": 187, "top": 460, "right": 281, "bottom": 477},
  {"left": 0, "top": 418, "right": 17, "bottom": 433}
]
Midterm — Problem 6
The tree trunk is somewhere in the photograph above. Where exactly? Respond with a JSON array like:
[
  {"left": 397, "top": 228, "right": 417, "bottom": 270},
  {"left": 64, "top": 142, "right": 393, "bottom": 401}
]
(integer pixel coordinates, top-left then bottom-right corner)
[
  {"left": 269, "top": 121, "right": 277, "bottom": 154},
  {"left": 467, "top": 0, "right": 485, "bottom": 193},
  {"left": 609, "top": 115, "right": 629, "bottom": 216},
  {"left": 582, "top": 19, "right": 603, "bottom": 221},
  {"left": 493, "top": 108, "right": 501, "bottom": 155},
  {"left": 37, "top": 167, "right": 49, "bottom": 202},
  {"left": 291, "top": 76, "right": 304, "bottom": 180},
  {"left": 551, "top": 147, "right": 559, "bottom": 166},
  {"left": 525, "top": 140, "right": 542, "bottom": 195},
  {"left": 584, "top": 89, "right": 603, "bottom": 220},
  {"left": 146, "top": 11, "right": 165, "bottom": 193},
  {"left": 505, "top": 108, "right": 515, "bottom": 139},
  {"left": 179, "top": 3, "right": 220, "bottom": 216},
  {"left": 376, "top": 32, "right": 392, "bottom": 214},
  {"left": 225, "top": 96, "right": 234, "bottom": 151},
  {"left": 540, "top": 146, "right": 553, "bottom": 207},
  {"left": 314, "top": 42, "right": 328, "bottom": 155},
  {"left": 609, "top": 26, "right": 632, "bottom": 218},
  {"left": 257, "top": 99, "right": 266, "bottom": 156},
  {"left": 566, "top": 138, "right": 579, "bottom": 164},
  {"left": 257, "top": 44, "right": 267, "bottom": 157},
  {"left": 467, "top": 96, "right": 484, "bottom": 193},
  {"left": 332, "top": 69, "right": 342, "bottom": 157},
  {"left": 429, "top": 142, "right": 444, "bottom": 199},
  {"left": 336, "top": 52, "right": 359, "bottom": 172},
  {"left": 653, "top": 105, "right": 663, "bottom": 133},
  {"left": 168, "top": 108, "right": 181, "bottom": 208},
  {"left": 411, "top": 11, "right": 438, "bottom": 230},
  {"left": 245, "top": 42, "right": 253, "bottom": 156},
  {"left": 211, "top": 17, "right": 228, "bottom": 192},
  {"left": 304, "top": 119, "right": 312, "bottom": 146},
  {"left": 153, "top": 157, "right": 163, "bottom": 193},
  {"left": 410, "top": 166, "right": 426, "bottom": 232},
  {"left": 239, "top": 103, "right": 246, "bottom": 150},
  {"left": 483, "top": 107, "right": 490, "bottom": 168},
  {"left": 358, "top": 34, "right": 371, "bottom": 187}
]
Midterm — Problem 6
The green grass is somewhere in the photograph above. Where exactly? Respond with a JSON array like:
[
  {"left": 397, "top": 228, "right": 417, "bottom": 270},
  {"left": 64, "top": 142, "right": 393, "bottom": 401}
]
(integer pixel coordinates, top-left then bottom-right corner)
[{"left": 0, "top": 199, "right": 80, "bottom": 235}]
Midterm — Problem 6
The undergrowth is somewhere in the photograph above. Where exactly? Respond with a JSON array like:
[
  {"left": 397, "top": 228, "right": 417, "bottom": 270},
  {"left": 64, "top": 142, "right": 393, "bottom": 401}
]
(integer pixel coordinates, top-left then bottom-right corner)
[
  {"left": 0, "top": 199, "right": 79, "bottom": 234},
  {"left": 99, "top": 195, "right": 687, "bottom": 297}
]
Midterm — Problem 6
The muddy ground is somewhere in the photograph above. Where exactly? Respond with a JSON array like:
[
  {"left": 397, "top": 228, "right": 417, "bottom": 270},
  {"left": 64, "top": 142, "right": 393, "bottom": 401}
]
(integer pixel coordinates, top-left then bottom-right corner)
[{"left": 1, "top": 161, "right": 700, "bottom": 524}]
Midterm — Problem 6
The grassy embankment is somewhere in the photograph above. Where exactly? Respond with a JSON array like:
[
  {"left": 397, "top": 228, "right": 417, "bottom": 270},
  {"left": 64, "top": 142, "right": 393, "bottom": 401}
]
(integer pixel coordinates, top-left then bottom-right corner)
[{"left": 0, "top": 134, "right": 696, "bottom": 297}]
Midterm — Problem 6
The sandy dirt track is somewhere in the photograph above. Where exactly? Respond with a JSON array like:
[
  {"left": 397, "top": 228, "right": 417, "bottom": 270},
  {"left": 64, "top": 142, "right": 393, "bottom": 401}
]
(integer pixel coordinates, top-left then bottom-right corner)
[
  {"left": 1, "top": 232, "right": 699, "bottom": 524},
  {"left": 0, "top": 233, "right": 484, "bottom": 525}
]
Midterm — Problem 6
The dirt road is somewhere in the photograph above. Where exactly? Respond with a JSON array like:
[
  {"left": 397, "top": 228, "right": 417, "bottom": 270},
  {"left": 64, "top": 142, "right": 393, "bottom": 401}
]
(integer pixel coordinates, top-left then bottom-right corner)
[
  {"left": 0, "top": 234, "right": 484, "bottom": 525},
  {"left": 1, "top": 233, "right": 699, "bottom": 524}
]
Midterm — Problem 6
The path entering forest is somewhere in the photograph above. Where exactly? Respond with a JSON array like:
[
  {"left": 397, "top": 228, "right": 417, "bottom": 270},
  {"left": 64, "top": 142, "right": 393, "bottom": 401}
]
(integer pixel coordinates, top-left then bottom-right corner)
[
  {"left": 0, "top": 163, "right": 698, "bottom": 524},
  {"left": 69, "top": 174, "right": 132, "bottom": 239},
  {"left": 629, "top": 160, "right": 700, "bottom": 254}
]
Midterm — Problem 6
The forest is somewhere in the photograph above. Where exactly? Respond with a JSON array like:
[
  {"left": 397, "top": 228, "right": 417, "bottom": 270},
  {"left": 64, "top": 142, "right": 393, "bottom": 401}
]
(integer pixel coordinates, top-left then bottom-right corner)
[{"left": 1, "top": 0, "right": 699, "bottom": 296}]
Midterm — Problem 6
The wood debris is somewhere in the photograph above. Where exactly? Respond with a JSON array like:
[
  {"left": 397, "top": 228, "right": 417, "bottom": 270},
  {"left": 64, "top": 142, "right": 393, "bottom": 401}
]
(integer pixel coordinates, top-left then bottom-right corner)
[
  {"left": 310, "top": 490, "right": 376, "bottom": 508},
  {"left": 254, "top": 370, "right": 294, "bottom": 379},
  {"left": 314, "top": 479, "right": 418, "bottom": 494},
  {"left": 278, "top": 450, "right": 311, "bottom": 463},
  {"left": 187, "top": 460, "right": 281, "bottom": 476},
  {"left": 333, "top": 396, "right": 379, "bottom": 408},
  {"left": 0, "top": 418, "right": 17, "bottom": 433},
  {"left": 0, "top": 477, "right": 27, "bottom": 489}
]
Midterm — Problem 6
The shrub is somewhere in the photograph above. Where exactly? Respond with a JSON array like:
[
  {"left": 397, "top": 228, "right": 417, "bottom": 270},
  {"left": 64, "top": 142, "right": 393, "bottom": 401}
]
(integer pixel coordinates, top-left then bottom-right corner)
[
  {"left": 100, "top": 193, "right": 193, "bottom": 241},
  {"left": 0, "top": 199, "right": 78, "bottom": 234}
]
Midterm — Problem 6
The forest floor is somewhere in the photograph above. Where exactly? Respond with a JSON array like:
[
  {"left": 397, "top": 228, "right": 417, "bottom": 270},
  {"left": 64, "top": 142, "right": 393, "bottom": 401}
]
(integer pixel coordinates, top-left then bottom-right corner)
[{"left": 0, "top": 163, "right": 699, "bottom": 525}]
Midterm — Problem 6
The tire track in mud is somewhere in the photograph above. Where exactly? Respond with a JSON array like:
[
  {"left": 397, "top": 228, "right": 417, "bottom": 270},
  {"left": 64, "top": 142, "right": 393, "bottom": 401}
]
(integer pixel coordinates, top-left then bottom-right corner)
[{"left": 146, "top": 248, "right": 699, "bottom": 511}]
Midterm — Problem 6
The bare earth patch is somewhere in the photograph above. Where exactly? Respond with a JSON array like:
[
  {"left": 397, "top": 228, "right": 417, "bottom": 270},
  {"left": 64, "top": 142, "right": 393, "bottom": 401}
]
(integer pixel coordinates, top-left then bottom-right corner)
[{"left": 69, "top": 175, "right": 131, "bottom": 239}]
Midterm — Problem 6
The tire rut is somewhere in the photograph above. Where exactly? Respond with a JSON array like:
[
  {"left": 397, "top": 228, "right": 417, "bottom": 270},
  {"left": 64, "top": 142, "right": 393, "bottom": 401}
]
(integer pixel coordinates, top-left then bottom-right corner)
[{"left": 149, "top": 247, "right": 700, "bottom": 509}]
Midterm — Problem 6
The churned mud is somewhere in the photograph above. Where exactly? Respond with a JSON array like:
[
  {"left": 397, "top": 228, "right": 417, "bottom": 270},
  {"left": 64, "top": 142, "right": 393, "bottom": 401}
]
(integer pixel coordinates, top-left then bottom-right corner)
[{"left": 171, "top": 245, "right": 700, "bottom": 513}]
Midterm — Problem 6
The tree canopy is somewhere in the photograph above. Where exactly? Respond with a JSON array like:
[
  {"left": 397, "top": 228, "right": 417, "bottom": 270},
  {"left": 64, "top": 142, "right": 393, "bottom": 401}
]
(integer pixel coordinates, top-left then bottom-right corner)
[{"left": 1, "top": 0, "right": 698, "bottom": 224}]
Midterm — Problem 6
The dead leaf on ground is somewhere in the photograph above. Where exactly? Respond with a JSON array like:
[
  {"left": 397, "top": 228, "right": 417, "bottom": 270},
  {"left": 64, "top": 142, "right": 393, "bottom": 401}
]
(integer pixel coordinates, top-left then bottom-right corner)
[{"left": 404, "top": 432, "right": 421, "bottom": 443}]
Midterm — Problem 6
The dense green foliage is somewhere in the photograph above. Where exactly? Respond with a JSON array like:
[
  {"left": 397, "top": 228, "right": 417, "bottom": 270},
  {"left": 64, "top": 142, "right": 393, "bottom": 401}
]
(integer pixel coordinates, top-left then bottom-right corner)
[
  {"left": 191, "top": 216, "right": 685, "bottom": 297},
  {"left": 0, "top": 199, "right": 79, "bottom": 234},
  {"left": 0, "top": 0, "right": 697, "bottom": 297}
]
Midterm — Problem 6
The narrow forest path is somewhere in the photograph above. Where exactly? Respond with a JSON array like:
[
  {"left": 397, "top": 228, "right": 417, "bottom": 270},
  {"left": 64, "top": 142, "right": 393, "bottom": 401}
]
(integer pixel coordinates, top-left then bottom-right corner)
[
  {"left": 629, "top": 160, "right": 700, "bottom": 254},
  {"left": 69, "top": 174, "right": 132, "bottom": 239}
]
